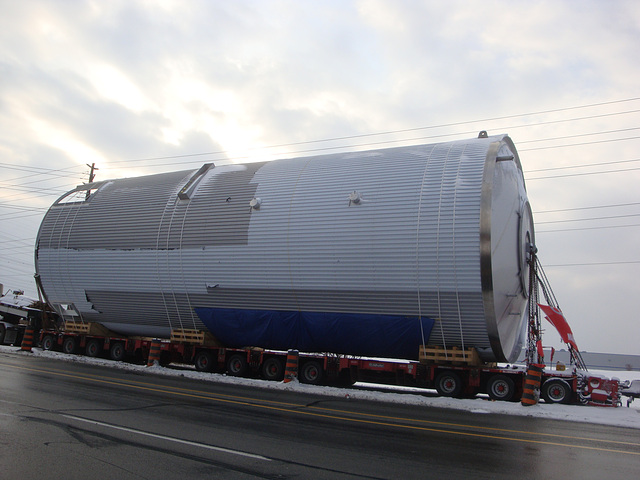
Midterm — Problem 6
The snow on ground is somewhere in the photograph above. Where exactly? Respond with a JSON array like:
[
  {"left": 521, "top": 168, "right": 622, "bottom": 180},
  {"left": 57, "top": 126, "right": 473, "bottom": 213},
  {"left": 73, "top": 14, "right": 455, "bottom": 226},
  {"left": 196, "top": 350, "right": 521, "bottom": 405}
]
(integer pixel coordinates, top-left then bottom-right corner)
[{"left": 2, "top": 345, "right": 639, "bottom": 429}]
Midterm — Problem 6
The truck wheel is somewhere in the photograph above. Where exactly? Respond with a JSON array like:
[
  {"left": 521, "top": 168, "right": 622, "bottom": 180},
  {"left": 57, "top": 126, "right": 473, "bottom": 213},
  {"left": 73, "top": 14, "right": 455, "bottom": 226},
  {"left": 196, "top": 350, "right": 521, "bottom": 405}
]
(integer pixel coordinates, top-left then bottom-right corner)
[
  {"left": 300, "top": 361, "right": 324, "bottom": 385},
  {"left": 110, "top": 342, "right": 126, "bottom": 361},
  {"left": 41, "top": 335, "right": 55, "bottom": 350},
  {"left": 62, "top": 337, "right": 77, "bottom": 354},
  {"left": 85, "top": 339, "right": 102, "bottom": 357},
  {"left": 227, "top": 354, "right": 249, "bottom": 377},
  {"left": 335, "top": 370, "right": 357, "bottom": 387},
  {"left": 435, "top": 371, "right": 463, "bottom": 397},
  {"left": 194, "top": 351, "right": 214, "bottom": 372},
  {"left": 262, "top": 357, "right": 285, "bottom": 381},
  {"left": 159, "top": 351, "right": 172, "bottom": 367},
  {"left": 487, "top": 374, "right": 516, "bottom": 401},
  {"left": 541, "top": 379, "right": 572, "bottom": 404}
]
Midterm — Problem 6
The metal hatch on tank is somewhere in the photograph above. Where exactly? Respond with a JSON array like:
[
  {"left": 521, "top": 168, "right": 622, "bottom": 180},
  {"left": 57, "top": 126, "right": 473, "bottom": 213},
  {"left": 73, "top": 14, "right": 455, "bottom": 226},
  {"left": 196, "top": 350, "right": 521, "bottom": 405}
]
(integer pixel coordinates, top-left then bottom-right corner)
[{"left": 35, "top": 132, "right": 534, "bottom": 363}]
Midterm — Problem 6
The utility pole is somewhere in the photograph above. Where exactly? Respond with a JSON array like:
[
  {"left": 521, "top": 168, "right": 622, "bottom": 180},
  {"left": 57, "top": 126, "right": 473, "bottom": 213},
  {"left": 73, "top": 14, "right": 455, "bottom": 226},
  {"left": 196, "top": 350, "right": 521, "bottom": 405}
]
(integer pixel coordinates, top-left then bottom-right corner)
[
  {"left": 87, "top": 163, "right": 98, "bottom": 183},
  {"left": 85, "top": 163, "right": 98, "bottom": 199}
]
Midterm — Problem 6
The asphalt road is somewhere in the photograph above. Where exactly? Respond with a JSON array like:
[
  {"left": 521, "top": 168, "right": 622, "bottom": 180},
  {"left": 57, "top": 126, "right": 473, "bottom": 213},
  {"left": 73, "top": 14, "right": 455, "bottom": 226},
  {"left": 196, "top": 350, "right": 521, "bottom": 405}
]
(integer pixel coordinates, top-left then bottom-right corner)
[{"left": 1, "top": 351, "right": 639, "bottom": 479}]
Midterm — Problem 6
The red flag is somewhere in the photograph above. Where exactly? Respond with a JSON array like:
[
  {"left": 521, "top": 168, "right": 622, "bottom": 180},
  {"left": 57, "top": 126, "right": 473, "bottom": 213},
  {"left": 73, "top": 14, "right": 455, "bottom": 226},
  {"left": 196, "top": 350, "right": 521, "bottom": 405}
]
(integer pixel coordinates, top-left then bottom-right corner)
[
  {"left": 536, "top": 339, "right": 544, "bottom": 360},
  {"left": 538, "top": 304, "right": 579, "bottom": 351}
]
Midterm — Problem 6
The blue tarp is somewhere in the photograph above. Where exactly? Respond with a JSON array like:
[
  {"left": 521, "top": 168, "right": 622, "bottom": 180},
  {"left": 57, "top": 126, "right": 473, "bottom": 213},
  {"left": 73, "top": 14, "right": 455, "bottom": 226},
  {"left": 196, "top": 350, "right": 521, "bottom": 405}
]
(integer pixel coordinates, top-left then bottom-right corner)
[{"left": 194, "top": 307, "right": 435, "bottom": 360}]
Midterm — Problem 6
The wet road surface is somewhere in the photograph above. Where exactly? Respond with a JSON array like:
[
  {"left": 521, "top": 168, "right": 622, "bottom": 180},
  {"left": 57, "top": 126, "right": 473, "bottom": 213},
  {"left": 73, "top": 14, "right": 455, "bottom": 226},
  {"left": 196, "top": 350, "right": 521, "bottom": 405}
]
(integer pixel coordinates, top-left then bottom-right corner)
[{"left": 1, "top": 351, "right": 639, "bottom": 479}]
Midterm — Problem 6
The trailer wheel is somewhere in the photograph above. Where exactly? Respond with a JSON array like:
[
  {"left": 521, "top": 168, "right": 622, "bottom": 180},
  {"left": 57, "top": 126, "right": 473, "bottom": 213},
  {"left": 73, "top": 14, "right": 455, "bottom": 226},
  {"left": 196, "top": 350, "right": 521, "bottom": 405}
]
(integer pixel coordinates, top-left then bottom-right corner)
[
  {"left": 335, "top": 370, "right": 357, "bottom": 387},
  {"left": 300, "top": 361, "right": 324, "bottom": 385},
  {"left": 541, "top": 378, "right": 572, "bottom": 404},
  {"left": 435, "top": 371, "right": 463, "bottom": 397},
  {"left": 62, "top": 337, "right": 77, "bottom": 354},
  {"left": 194, "top": 351, "right": 214, "bottom": 372},
  {"left": 110, "top": 342, "right": 126, "bottom": 361},
  {"left": 227, "top": 354, "right": 249, "bottom": 377},
  {"left": 262, "top": 357, "right": 285, "bottom": 381},
  {"left": 85, "top": 339, "right": 102, "bottom": 357},
  {"left": 487, "top": 374, "right": 516, "bottom": 401},
  {"left": 41, "top": 335, "right": 55, "bottom": 351}
]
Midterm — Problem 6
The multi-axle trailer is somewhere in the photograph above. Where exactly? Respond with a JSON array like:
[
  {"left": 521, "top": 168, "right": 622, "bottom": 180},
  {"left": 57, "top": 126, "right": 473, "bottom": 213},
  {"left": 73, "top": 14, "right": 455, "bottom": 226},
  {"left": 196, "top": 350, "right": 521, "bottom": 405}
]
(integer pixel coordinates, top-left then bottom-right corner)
[
  {"left": 36, "top": 322, "right": 620, "bottom": 407},
  {"left": 29, "top": 133, "right": 621, "bottom": 407}
]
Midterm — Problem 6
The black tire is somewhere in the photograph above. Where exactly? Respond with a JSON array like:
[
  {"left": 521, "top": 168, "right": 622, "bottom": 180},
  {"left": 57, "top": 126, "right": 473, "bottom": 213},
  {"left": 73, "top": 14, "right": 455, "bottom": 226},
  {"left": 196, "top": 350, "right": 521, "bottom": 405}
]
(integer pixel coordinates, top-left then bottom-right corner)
[
  {"left": 226, "top": 353, "right": 249, "bottom": 377},
  {"left": 62, "top": 337, "right": 77, "bottom": 354},
  {"left": 159, "top": 351, "right": 172, "bottom": 367},
  {"left": 85, "top": 339, "right": 102, "bottom": 357},
  {"left": 0, "top": 324, "right": 5, "bottom": 344},
  {"left": 335, "top": 370, "right": 357, "bottom": 387},
  {"left": 194, "top": 351, "right": 214, "bottom": 372},
  {"left": 487, "top": 374, "right": 516, "bottom": 401},
  {"left": 41, "top": 335, "right": 55, "bottom": 351},
  {"left": 541, "top": 378, "right": 572, "bottom": 404},
  {"left": 261, "top": 357, "right": 285, "bottom": 381},
  {"left": 109, "top": 342, "right": 126, "bottom": 361},
  {"left": 15, "top": 328, "right": 25, "bottom": 346},
  {"left": 435, "top": 371, "right": 463, "bottom": 397},
  {"left": 300, "top": 360, "right": 324, "bottom": 385}
]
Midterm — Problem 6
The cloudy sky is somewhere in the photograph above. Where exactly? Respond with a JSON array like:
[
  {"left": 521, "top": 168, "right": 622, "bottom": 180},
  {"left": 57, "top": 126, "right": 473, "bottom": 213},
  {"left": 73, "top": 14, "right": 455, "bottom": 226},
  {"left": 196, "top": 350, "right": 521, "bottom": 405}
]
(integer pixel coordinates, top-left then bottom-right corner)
[{"left": 1, "top": 1, "right": 639, "bottom": 356}]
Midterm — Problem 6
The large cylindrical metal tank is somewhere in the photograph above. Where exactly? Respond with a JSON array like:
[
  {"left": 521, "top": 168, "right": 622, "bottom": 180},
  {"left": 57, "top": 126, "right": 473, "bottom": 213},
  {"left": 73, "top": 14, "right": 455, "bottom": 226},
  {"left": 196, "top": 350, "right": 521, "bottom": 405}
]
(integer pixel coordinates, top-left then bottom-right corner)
[{"left": 35, "top": 133, "right": 534, "bottom": 362}]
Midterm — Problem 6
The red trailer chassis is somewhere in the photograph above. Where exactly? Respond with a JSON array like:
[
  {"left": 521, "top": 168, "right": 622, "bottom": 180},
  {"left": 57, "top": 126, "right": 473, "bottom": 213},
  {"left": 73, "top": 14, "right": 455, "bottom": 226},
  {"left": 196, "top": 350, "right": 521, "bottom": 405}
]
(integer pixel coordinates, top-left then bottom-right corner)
[{"left": 38, "top": 328, "right": 620, "bottom": 407}]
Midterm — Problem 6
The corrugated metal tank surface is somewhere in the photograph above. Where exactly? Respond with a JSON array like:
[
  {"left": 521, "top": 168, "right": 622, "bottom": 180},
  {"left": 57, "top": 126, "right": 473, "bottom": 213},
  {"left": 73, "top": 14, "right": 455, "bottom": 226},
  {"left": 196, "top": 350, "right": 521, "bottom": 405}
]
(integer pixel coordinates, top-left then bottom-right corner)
[{"left": 35, "top": 134, "right": 534, "bottom": 362}]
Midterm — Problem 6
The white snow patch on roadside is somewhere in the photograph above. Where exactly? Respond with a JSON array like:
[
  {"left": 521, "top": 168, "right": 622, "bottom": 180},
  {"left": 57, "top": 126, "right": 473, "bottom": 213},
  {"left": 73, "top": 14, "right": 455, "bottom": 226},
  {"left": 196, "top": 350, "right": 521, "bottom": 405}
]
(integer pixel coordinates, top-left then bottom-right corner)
[{"left": 2, "top": 345, "right": 639, "bottom": 429}]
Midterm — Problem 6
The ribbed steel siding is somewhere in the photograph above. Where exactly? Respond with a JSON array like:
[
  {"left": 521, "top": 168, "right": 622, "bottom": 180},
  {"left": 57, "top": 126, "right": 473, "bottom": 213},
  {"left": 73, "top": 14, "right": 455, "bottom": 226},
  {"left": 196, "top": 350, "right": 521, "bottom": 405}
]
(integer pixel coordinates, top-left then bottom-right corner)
[
  {"left": 36, "top": 134, "right": 530, "bottom": 361},
  {"left": 416, "top": 141, "right": 487, "bottom": 352},
  {"left": 242, "top": 141, "right": 487, "bottom": 349},
  {"left": 36, "top": 169, "right": 197, "bottom": 332}
]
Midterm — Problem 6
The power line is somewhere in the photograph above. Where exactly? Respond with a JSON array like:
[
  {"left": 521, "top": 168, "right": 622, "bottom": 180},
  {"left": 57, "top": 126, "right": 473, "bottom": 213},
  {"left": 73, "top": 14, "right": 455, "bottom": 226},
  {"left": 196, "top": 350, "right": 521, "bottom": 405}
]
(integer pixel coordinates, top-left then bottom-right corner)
[
  {"left": 520, "top": 135, "right": 640, "bottom": 152},
  {"left": 0, "top": 184, "right": 70, "bottom": 195},
  {"left": 0, "top": 197, "right": 59, "bottom": 216},
  {"left": 0, "top": 231, "right": 35, "bottom": 242},
  {"left": 525, "top": 158, "right": 640, "bottom": 174},
  {"left": 2, "top": 174, "right": 84, "bottom": 189},
  {"left": 0, "top": 98, "right": 637, "bottom": 232},
  {"left": 536, "top": 223, "right": 640, "bottom": 233},
  {"left": 534, "top": 202, "right": 640, "bottom": 214},
  {"left": 0, "top": 212, "right": 48, "bottom": 221},
  {"left": 0, "top": 98, "right": 637, "bottom": 179},
  {"left": 0, "top": 169, "right": 85, "bottom": 188},
  {"left": 94, "top": 132, "right": 640, "bottom": 173},
  {"left": 0, "top": 243, "right": 33, "bottom": 251},
  {"left": 502, "top": 108, "right": 640, "bottom": 134},
  {"left": 0, "top": 238, "right": 34, "bottom": 249},
  {"left": 103, "top": 97, "right": 640, "bottom": 167},
  {"left": 544, "top": 261, "right": 640, "bottom": 267},
  {"left": 0, "top": 203, "right": 49, "bottom": 213},
  {"left": 0, "top": 256, "right": 34, "bottom": 269},
  {"left": 0, "top": 244, "right": 34, "bottom": 252},
  {"left": 527, "top": 166, "right": 640, "bottom": 181},
  {"left": 1, "top": 188, "right": 70, "bottom": 202},
  {"left": 536, "top": 213, "right": 640, "bottom": 225},
  {"left": 517, "top": 127, "right": 640, "bottom": 145},
  {"left": 0, "top": 163, "right": 84, "bottom": 179}
]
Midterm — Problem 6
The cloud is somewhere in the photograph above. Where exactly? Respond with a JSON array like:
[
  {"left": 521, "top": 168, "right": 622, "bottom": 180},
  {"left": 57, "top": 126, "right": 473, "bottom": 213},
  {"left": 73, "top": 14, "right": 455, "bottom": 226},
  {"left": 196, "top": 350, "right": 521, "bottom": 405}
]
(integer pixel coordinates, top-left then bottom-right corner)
[{"left": 1, "top": 0, "right": 639, "bottom": 355}]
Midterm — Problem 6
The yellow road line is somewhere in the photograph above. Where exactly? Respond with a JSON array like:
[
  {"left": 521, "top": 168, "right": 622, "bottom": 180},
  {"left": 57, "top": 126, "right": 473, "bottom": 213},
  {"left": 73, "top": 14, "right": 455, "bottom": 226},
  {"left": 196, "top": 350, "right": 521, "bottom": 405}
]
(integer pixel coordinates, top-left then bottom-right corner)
[
  {"left": 3, "top": 361, "right": 639, "bottom": 456},
  {"left": 307, "top": 404, "right": 640, "bottom": 446},
  {"left": 8, "top": 361, "right": 635, "bottom": 446}
]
